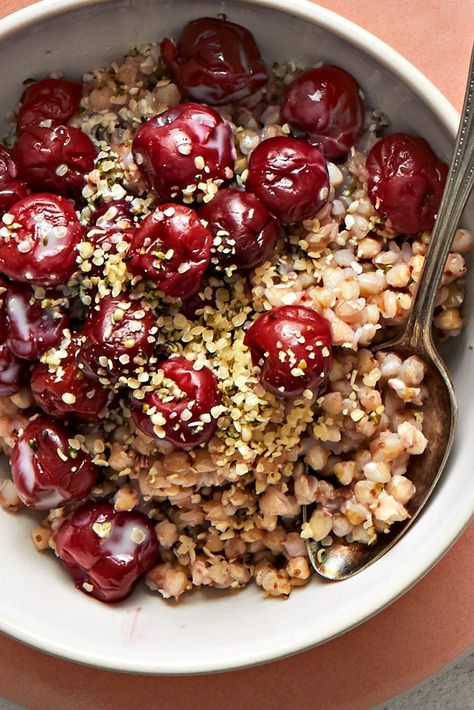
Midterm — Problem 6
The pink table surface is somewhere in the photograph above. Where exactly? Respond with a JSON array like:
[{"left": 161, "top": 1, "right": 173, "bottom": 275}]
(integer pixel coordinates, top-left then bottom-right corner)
[{"left": 0, "top": 1, "right": 473, "bottom": 709}]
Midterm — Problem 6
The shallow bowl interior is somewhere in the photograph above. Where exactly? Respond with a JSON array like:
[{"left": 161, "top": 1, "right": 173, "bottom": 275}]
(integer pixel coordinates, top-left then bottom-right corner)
[{"left": 0, "top": 0, "right": 472, "bottom": 675}]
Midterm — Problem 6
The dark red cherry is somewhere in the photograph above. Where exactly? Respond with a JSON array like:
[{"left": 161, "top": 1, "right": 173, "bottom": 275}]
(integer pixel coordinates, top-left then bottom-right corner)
[
  {"left": 0, "top": 278, "right": 8, "bottom": 338},
  {"left": 5, "top": 283, "right": 69, "bottom": 361},
  {"left": 129, "top": 203, "right": 212, "bottom": 299},
  {"left": 244, "top": 305, "right": 332, "bottom": 397},
  {"left": 90, "top": 200, "right": 134, "bottom": 231},
  {"left": 161, "top": 17, "right": 269, "bottom": 106},
  {"left": 366, "top": 132, "right": 448, "bottom": 235},
  {"left": 130, "top": 356, "right": 221, "bottom": 449},
  {"left": 87, "top": 201, "right": 135, "bottom": 267},
  {"left": 280, "top": 65, "right": 364, "bottom": 159},
  {"left": 0, "top": 345, "right": 26, "bottom": 396},
  {"left": 12, "top": 125, "right": 96, "bottom": 196},
  {"left": 17, "top": 78, "right": 82, "bottom": 133},
  {"left": 31, "top": 340, "right": 109, "bottom": 421},
  {"left": 11, "top": 416, "right": 99, "bottom": 510},
  {"left": 81, "top": 225, "right": 135, "bottom": 280},
  {"left": 0, "top": 280, "right": 25, "bottom": 395},
  {"left": 77, "top": 296, "right": 157, "bottom": 382},
  {"left": 0, "top": 279, "right": 26, "bottom": 395},
  {"left": 0, "top": 193, "right": 83, "bottom": 286},
  {"left": 0, "top": 145, "right": 30, "bottom": 212},
  {"left": 0, "top": 180, "right": 30, "bottom": 213},
  {"left": 54, "top": 502, "right": 160, "bottom": 603},
  {"left": 199, "top": 188, "right": 280, "bottom": 271},
  {"left": 246, "top": 136, "right": 329, "bottom": 224},
  {"left": 0, "top": 145, "right": 17, "bottom": 183},
  {"left": 179, "top": 282, "right": 215, "bottom": 320},
  {"left": 132, "top": 102, "right": 234, "bottom": 200}
]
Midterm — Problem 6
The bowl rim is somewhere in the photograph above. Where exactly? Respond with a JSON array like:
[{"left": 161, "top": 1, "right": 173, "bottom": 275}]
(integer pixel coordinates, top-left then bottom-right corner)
[{"left": 0, "top": 0, "right": 469, "bottom": 677}]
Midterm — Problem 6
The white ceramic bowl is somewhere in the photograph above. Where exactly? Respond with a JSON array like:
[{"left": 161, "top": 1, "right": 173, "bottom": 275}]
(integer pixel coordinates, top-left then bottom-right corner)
[{"left": 0, "top": 0, "right": 472, "bottom": 675}]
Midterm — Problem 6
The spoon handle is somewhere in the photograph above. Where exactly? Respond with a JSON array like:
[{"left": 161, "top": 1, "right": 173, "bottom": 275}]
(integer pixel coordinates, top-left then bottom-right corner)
[{"left": 403, "top": 44, "right": 474, "bottom": 348}]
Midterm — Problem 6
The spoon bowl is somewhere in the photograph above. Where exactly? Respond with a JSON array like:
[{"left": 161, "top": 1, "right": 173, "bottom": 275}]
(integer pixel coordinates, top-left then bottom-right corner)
[
  {"left": 306, "top": 337, "right": 456, "bottom": 579},
  {"left": 306, "top": 44, "right": 474, "bottom": 580}
]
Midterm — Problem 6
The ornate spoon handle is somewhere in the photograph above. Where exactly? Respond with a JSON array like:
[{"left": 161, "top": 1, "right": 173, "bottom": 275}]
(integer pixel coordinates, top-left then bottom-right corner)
[{"left": 402, "top": 44, "right": 474, "bottom": 349}]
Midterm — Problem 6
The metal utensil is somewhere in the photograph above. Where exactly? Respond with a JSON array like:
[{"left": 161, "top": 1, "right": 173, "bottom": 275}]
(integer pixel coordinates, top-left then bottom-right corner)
[{"left": 306, "top": 46, "right": 474, "bottom": 581}]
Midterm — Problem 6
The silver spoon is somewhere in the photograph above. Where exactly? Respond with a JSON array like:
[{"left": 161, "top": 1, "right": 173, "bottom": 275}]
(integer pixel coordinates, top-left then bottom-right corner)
[{"left": 305, "top": 45, "right": 474, "bottom": 581}]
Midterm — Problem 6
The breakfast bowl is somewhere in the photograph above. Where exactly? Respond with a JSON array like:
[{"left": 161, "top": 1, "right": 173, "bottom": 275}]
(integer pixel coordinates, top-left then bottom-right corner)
[{"left": 0, "top": 0, "right": 472, "bottom": 675}]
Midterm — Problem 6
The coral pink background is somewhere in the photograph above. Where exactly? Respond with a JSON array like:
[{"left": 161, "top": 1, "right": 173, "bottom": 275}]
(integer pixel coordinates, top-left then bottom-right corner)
[{"left": 0, "top": 1, "right": 473, "bottom": 708}]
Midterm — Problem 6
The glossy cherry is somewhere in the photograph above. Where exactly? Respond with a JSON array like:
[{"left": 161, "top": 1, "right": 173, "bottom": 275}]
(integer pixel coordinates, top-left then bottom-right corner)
[
  {"left": 11, "top": 416, "right": 99, "bottom": 510},
  {"left": 54, "top": 502, "right": 160, "bottom": 603},
  {"left": 5, "top": 283, "right": 69, "bottom": 361},
  {"left": 280, "top": 65, "right": 364, "bottom": 159},
  {"left": 0, "top": 145, "right": 17, "bottom": 183},
  {"left": 12, "top": 125, "right": 96, "bottom": 196},
  {"left": 0, "top": 193, "right": 84, "bottom": 286},
  {"left": 129, "top": 204, "right": 212, "bottom": 299},
  {"left": 244, "top": 305, "right": 332, "bottom": 397},
  {"left": 82, "top": 225, "right": 135, "bottom": 280},
  {"left": 179, "top": 283, "right": 215, "bottom": 320},
  {"left": 0, "top": 145, "right": 30, "bottom": 212},
  {"left": 0, "top": 292, "right": 26, "bottom": 396},
  {"left": 130, "top": 356, "right": 221, "bottom": 449},
  {"left": 0, "top": 345, "right": 26, "bottom": 396},
  {"left": 132, "top": 102, "right": 234, "bottom": 200},
  {"left": 90, "top": 199, "right": 134, "bottom": 231},
  {"left": 366, "top": 132, "right": 448, "bottom": 235},
  {"left": 161, "top": 17, "right": 269, "bottom": 106},
  {"left": 0, "top": 280, "right": 8, "bottom": 342},
  {"left": 246, "top": 136, "right": 329, "bottom": 224},
  {"left": 31, "top": 340, "right": 110, "bottom": 421},
  {"left": 0, "top": 280, "right": 26, "bottom": 396},
  {"left": 77, "top": 295, "right": 157, "bottom": 382},
  {"left": 199, "top": 188, "right": 280, "bottom": 271},
  {"left": 83, "top": 201, "right": 135, "bottom": 277},
  {"left": 17, "top": 78, "right": 82, "bottom": 133},
  {"left": 0, "top": 181, "right": 30, "bottom": 213}
]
